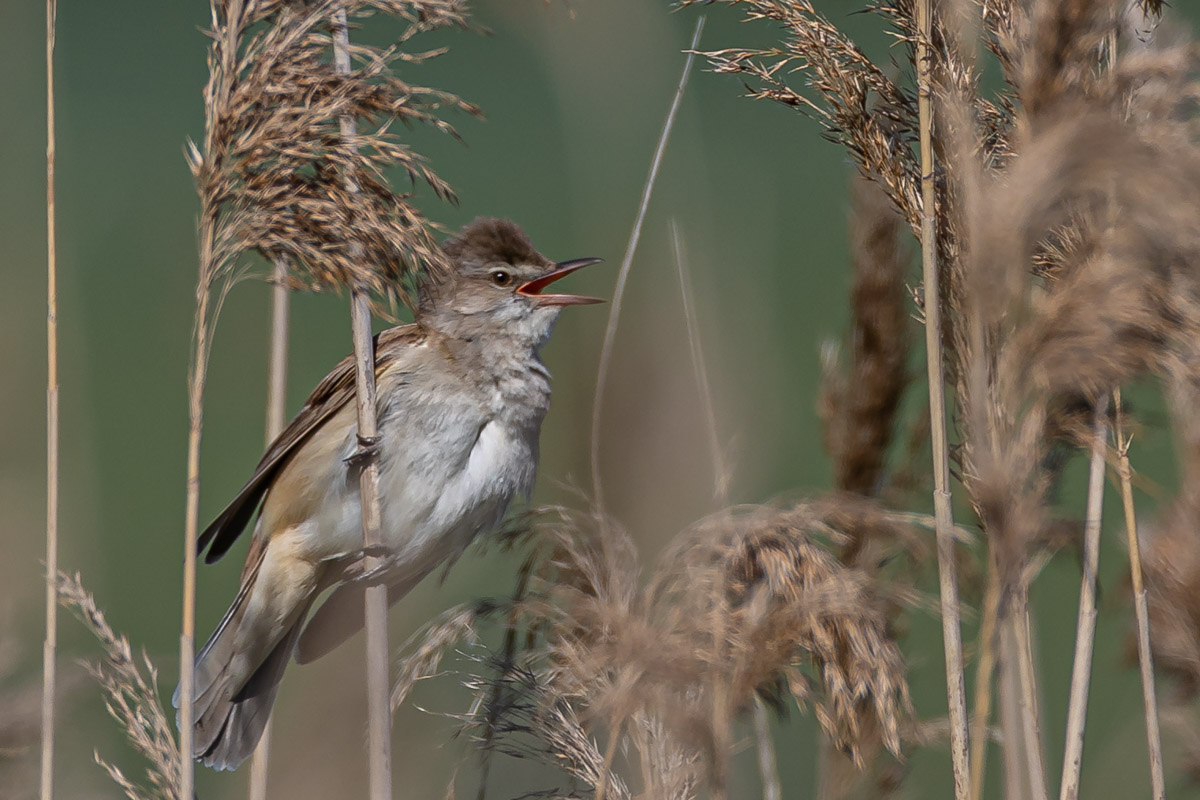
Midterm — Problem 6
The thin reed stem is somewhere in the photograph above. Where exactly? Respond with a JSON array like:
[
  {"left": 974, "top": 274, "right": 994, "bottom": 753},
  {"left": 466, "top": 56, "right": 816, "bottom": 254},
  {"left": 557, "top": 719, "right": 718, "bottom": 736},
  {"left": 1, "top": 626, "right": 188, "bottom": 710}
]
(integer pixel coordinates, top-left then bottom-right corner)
[
  {"left": 915, "top": 0, "right": 970, "bottom": 795},
  {"left": 753, "top": 698, "right": 781, "bottom": 800},
  {"left": 670, "top": 218, "right": 728, "bottom": 506},
  {"left": 40, "top": 2, "right": 59, "bottom": 799},
  {"left": 1059, "top": 398, "right": 1109, "bottom": 800},
  {"left": 248, "top": 256, "right": 291, "bottom": 800},
  {"left": 332, "top": 12, "right": 391, "bottom": 799},
  {"left": 594, "top": 718, "right": 624, "bottom": 800},
  {"left": 1114, "top": 390, "right": 1165, "bottom": 800},
  {"left": 1014, "top": 591, "right": 1049, "bottom": 800},
  {"left": 999, "top": 621, "right": 1028, "bottom": 800},
  {"left": 179, "top": 285, "right": 209, "bottom": 800},
  {"left": 970, "top": 559, "right": 1001, "bottom": 800},
  {"left": 590, "top": 18, "right": 704, "bottom": 510}
]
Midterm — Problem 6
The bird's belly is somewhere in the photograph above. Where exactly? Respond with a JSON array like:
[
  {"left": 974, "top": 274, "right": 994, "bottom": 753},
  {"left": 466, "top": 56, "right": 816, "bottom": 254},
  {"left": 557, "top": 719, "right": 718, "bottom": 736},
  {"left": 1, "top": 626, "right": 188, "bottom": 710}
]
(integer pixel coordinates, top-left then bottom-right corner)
[{"left": 303, "top": 416, "right": 534, "bottom": 573}]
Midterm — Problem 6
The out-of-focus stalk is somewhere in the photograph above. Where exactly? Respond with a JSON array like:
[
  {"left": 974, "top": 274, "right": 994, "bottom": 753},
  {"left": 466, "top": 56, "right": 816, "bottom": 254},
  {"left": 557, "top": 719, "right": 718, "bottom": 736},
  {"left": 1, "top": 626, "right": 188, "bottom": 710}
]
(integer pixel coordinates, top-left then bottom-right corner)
[
  {"left": 248, "top": 256, "right": 291, "bottom": 800},
  {"left": 41, "top": 2, "right": 60, "bottom": 798}
]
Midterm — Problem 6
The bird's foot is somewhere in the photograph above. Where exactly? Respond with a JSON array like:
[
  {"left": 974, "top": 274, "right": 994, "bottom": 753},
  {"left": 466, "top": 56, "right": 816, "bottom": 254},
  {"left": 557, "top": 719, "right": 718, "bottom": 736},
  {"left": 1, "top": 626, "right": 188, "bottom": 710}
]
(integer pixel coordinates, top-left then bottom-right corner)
[
  {"left": 337, "top": 544, "right": 396, "bottom": 586},
  {"left": 343, "top": 435, "right": 382, "bottom": 470}
]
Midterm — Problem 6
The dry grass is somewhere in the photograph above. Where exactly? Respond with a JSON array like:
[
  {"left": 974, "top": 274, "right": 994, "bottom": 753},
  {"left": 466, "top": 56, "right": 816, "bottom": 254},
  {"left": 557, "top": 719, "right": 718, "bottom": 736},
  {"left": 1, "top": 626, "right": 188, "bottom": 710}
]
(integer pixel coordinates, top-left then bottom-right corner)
[{"left": 55, "top": 573, "right": 181, "bottom": 800}]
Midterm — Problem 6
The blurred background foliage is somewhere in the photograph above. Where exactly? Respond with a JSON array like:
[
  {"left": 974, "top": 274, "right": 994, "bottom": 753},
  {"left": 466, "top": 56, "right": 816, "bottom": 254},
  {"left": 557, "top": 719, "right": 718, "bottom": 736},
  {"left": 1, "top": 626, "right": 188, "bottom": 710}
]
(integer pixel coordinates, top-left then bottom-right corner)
[{"left": 2, "top": 1, "right": 1198, "bottom": 798}]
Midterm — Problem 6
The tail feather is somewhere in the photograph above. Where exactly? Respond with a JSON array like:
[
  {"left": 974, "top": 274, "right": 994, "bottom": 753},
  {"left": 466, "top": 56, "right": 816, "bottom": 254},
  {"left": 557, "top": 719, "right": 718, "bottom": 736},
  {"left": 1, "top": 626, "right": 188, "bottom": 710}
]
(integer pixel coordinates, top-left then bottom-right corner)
[
  {"left": 196, "top": 612, "right": 308, "bottom": 770},
  {"left": 176, "top": 546, "right": 316, "bottom": 771}
]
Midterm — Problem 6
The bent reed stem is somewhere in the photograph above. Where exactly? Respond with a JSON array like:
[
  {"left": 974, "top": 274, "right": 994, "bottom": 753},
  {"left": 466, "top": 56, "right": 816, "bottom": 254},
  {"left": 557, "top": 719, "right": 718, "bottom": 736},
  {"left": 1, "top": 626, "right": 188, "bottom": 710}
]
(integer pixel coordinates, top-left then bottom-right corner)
[{"left": 590, "top": 17, "right": 704, "bottom": 512}]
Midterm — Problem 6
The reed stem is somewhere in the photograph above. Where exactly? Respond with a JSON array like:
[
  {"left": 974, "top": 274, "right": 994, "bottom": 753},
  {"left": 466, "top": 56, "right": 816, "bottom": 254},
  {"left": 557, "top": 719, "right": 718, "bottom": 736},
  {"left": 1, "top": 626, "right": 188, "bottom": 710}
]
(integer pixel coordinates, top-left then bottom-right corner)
[
  {"left": 1113, "top": 390, "right": 1166, "bottom": 800},
  {"left": 179, "top": 283, "right": 208, "bottom": 800},
  {"left": 590, "top": 18, "right": 704, "bottom": 511},
  {"left": 999, "top": 620, "right": 1028, "bottom": 800},
  {"left": 1059, "top": 399, "right": 1109, "bottom": 800},
  {"left": 248, "top": 256, "right": 291, "bottom": 800},
  {"left": 40, "top": 2, "right": 59, "bottom": 798},
  {"left": 1014, "top": 590, "right": 1049, "bottom": 800},
  {"left": 970, "top": 559, "right": 1001, "bottom": 800},
  {"left": 915, "top": 0, "right": 971, "bottom": 795},
  {"left": 332, "top": 11, "right": 392, "bottom": 799}
]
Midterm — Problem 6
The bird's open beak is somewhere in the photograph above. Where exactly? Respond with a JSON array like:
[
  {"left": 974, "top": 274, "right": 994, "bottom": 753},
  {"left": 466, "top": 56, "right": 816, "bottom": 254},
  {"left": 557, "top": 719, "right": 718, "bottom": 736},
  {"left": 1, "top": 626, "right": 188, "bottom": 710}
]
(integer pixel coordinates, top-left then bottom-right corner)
[{"left": 517, "top": 257, "right": 605, "bottom": 306}]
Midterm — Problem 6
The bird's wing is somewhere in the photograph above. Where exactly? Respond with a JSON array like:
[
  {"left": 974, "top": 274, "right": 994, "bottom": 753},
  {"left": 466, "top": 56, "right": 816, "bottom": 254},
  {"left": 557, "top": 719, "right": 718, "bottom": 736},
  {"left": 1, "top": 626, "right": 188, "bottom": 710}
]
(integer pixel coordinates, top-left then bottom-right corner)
[{"left": 197, "top": 324, "right": 425, "bottom": 564}]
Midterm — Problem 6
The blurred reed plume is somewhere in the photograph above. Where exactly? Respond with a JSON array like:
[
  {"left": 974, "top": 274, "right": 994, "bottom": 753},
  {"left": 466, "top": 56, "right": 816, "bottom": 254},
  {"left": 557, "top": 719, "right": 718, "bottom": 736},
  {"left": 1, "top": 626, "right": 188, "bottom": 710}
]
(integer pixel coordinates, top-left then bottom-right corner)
[
  {"left": 393, "top": 501, "right": 922, "bottom": 799},
  {"left": 55, "top": 573, "right": 180, "bottom": 800}
]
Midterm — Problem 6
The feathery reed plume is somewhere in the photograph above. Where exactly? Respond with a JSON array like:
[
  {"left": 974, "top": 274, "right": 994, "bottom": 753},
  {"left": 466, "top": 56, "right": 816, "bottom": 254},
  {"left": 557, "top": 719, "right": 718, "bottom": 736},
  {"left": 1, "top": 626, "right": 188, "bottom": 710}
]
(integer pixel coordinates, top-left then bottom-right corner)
[
  {"left": 247, "top": 255, "right": 291, "bottom": 800},
  {"left": 57, "top": 572, "right": 181, "bottom": 800},
  {"left": 679, "top": 1, "right": 921, "bottom": 233},
  {"left": 40, "top": 2, "right": 59, "bottom": 800},
  {"left": 184, "top": 3, "right": 475, "bottom": 792},
  {"left": 815, "top": 173, "right": 917, "bottom": 799},
  {"left": 590, "top": 18, "right": 704, "bottom": 511},
  {"left": 818, "top": 175, "right": 911, "bottom": 518},
  {"left": 394, "top": 500, "right": 916, "bottom": 797}
]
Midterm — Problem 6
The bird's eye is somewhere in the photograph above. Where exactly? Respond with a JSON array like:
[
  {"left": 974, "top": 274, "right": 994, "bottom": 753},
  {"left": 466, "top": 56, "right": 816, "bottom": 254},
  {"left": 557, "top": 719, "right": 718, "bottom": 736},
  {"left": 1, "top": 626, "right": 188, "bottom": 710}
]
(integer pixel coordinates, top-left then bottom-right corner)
[{"left": 491, "top": 270, "right": 512, "bottom": 287}]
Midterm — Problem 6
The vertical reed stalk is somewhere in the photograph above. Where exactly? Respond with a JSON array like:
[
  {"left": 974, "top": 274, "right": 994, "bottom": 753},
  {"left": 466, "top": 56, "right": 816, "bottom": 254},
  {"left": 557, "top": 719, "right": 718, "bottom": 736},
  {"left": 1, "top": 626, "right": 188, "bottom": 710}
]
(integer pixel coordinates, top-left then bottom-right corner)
[
  {"left": 179, "top": 282, "right": 209, "bottom": 800},
  {"left": 590, "top": 17, "right": 704, "bottom": 511},
  {"left": 915, "top": 0, "right": 970, "bottom": 795},
  {"left": 752, "top": 699, "right": 782, "bottom": 800},
  {"left": 1059, "top": 399, "right": 1109, "bottom": 800},
  {"left": 247, "top": 256, "right": 291, "bottom": 800},
  {"left": 331, "top": 12, "right": 391, "bottom": 799},
  {"left": 1013, "top": 590, "right": 1049, "bottom": 800},
  {"left": 1113, "top": 390, "right": 1165, "bottom": 800},
  {"left": 970, "top": 560, "right": 1001, "bottom": 800},
  {"left": 999, "top": 622, "right": 1028, "bottom": 800},
  {"left": 40, "top": 2, "right": 59, "bottom": 799}
]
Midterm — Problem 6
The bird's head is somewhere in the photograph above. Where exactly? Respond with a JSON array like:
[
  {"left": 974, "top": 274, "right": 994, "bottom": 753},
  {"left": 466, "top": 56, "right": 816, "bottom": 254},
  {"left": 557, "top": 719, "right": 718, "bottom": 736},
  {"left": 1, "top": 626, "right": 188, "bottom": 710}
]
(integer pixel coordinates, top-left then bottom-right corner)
[{"left": 418, "top": 217, "right": 604, "bottom": 346}]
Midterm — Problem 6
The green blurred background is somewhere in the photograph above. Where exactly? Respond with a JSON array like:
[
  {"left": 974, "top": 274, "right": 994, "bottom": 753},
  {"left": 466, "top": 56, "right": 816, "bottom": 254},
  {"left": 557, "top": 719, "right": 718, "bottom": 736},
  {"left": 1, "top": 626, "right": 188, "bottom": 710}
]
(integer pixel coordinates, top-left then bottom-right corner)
[{"left": 2, "top": 1, "right": 1198, "bottom": 798}]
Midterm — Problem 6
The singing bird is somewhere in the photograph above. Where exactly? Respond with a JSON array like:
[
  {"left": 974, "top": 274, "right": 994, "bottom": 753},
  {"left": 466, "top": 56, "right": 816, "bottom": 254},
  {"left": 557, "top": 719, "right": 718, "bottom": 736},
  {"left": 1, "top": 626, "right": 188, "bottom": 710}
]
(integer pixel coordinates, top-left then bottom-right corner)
[{"left": 176, "top": 218, "right": 603, "bottom": 769}]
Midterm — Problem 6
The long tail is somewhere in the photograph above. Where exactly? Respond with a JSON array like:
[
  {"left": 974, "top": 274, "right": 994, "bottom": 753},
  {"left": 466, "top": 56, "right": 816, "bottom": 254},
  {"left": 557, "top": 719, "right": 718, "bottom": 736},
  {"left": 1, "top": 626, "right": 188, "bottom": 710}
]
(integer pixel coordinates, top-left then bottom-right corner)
[{"left": 174, "top": 549, "right": 315, "bottom": 771}]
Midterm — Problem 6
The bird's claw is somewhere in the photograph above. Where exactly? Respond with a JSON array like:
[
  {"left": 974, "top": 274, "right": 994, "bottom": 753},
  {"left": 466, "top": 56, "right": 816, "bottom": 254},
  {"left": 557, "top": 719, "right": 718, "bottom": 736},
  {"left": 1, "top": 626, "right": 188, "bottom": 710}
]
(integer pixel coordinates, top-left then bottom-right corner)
[
  {"left": 343, "top": 435, "right": 382, "bottom": 469},
  {"left": 340, "top": 544, "right": 396, "bottom": 586}
]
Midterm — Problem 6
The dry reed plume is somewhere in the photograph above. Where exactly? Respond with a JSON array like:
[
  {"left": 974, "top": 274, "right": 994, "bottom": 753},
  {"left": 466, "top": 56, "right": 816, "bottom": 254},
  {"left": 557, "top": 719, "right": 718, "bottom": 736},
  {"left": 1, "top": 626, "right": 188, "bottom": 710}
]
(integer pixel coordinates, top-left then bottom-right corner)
[
  {"left": 393, "top": 501, "right": 921, "bottom": 799},
  {"left": 55, "top": 573, "right": 181, "bottom": 800}
]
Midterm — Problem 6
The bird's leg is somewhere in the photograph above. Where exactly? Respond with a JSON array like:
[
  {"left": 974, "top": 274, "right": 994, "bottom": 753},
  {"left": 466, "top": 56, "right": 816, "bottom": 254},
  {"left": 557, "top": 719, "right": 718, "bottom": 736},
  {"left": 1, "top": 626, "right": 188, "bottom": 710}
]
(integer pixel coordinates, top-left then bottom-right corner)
[
  {"left": 327, "top": 544, "right": 397, "bottom": 586},
  {"left": 343, "top": 434, "right": 382, "bottom": 471}
]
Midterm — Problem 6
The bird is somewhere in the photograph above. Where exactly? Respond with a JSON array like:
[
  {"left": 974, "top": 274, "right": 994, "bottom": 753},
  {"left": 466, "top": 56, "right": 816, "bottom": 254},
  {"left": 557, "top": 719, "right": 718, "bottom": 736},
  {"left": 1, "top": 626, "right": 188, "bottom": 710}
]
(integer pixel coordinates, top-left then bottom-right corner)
[{"left": 174, "top": 217, "right": 603, "bottom": 770}]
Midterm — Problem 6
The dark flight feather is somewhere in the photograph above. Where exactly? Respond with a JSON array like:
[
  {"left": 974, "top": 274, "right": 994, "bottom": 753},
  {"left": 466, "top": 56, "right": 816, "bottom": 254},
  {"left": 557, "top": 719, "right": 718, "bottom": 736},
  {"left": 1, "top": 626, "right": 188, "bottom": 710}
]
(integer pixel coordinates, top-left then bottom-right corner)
[{"left": 197, "top": 325, "right": 426, "bottom": 563}]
